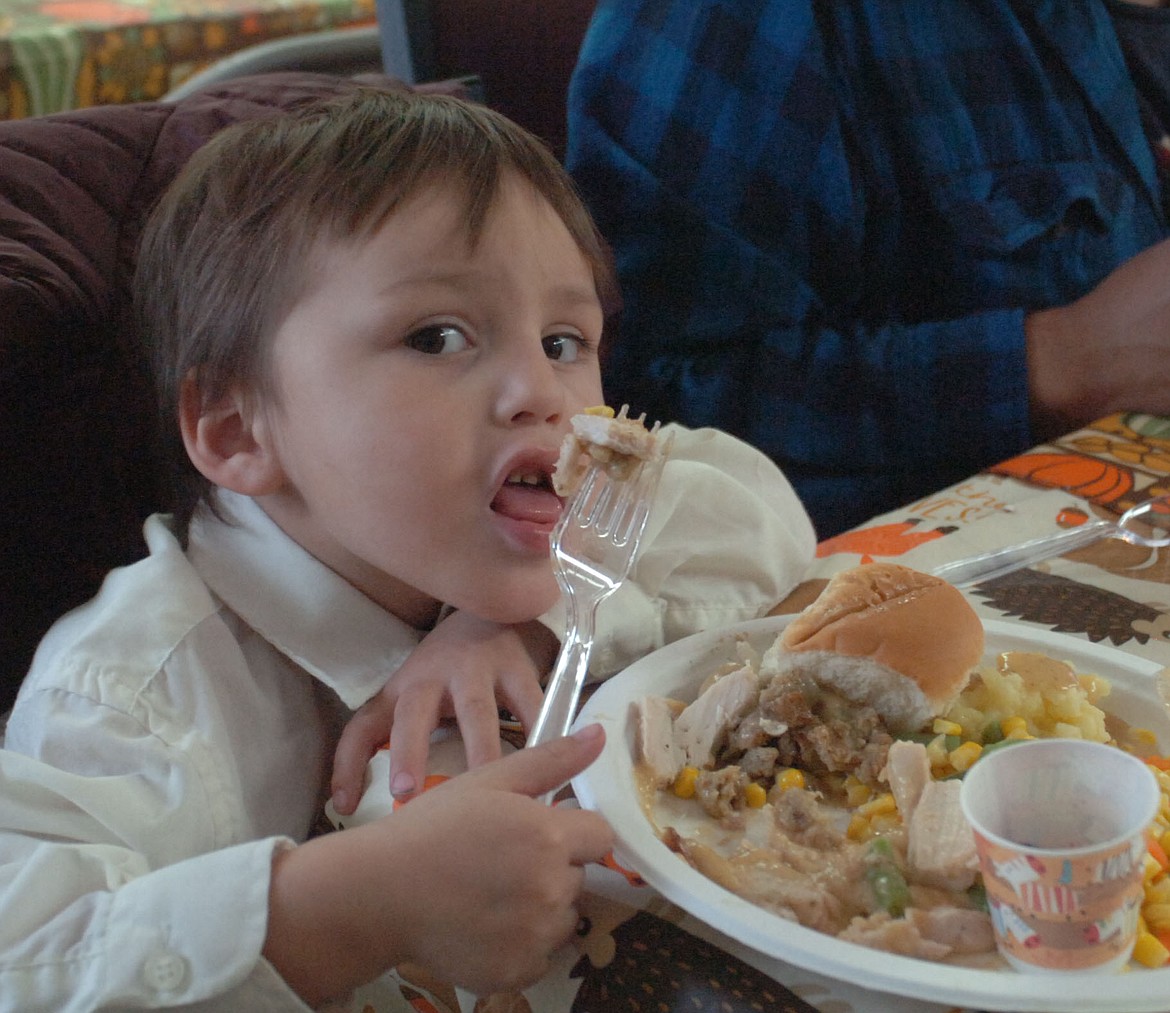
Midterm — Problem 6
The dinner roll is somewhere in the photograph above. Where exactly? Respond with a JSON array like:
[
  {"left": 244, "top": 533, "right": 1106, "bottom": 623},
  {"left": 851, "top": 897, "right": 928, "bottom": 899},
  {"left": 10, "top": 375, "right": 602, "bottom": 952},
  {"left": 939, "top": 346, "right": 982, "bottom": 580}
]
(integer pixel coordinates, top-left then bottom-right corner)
[{"left": 769, "top": 562, "right": 984, "bottom": 733}]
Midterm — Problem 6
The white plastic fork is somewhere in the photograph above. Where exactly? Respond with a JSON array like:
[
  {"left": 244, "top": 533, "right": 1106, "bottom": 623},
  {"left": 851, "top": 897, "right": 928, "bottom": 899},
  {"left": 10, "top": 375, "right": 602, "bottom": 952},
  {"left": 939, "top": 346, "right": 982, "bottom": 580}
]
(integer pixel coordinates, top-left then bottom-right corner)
[{"left": 526, "top": 432, "right": 672, "bottom": 772}]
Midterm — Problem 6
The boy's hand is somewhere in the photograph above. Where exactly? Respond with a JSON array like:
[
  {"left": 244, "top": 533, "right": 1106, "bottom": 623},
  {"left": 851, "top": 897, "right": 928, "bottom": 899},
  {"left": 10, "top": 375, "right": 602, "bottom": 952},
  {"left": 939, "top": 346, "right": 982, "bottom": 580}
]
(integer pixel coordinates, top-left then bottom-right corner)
[
  {"left": 266, "top": 725, "right": 614, "bottom": 1004},
  {"left": 377, "top": 724, "right": 614, "bottom": 993},
  {"left": 331, "top": 612, "right": 558, "bottom": 814}
]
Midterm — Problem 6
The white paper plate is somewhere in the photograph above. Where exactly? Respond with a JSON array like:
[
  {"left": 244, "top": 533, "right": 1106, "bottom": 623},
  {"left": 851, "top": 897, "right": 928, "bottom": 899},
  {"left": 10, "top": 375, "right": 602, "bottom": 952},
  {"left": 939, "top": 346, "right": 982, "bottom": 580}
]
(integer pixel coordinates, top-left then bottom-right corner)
[{"left": 572, "top": 616, "right": 1170, "bottom": 1012}]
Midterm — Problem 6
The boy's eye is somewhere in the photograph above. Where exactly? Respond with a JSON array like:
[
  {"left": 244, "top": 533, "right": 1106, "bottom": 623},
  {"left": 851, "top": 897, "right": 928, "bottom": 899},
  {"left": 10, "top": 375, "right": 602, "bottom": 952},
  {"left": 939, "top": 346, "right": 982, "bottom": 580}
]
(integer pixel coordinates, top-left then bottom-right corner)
[
  {"left": 543, "top": 333, "right": 584, "bottom": 363},
  {"left": 406, "top": 324, "right": 469, "bottom": 355}
]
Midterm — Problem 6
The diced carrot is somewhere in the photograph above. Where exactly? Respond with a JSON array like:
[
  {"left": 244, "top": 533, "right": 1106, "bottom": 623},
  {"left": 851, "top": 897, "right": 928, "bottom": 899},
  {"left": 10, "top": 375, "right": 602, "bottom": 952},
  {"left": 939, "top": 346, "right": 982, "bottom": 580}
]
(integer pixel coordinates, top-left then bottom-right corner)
[
  {"left": 1150, "top": 834, "right": 1170, "bottom": 872},
  {"left": 1147, "top": 756, "right": 1170, "bottom": 771}
]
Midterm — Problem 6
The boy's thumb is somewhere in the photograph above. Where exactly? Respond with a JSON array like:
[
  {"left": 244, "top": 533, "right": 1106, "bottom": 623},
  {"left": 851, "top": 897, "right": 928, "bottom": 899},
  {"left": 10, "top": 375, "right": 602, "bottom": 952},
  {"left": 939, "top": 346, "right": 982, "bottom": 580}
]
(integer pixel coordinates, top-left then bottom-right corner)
[{"left": 469, "top": 723, "right": 606, "bottom": 798}]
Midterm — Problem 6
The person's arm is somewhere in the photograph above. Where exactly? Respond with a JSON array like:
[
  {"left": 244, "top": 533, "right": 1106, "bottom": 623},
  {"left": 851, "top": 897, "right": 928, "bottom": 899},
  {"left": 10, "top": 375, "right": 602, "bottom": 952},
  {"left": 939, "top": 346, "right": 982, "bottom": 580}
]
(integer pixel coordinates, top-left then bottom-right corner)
[
  {"left": 265, "top": 727, "right": 611, "bottom": 1005},
  {"left": 568, "top": 0, "right": 1170, "bottom": 536},
  {"left": 567, "top": 1, "right": 1032, "bottom": 536},
  {"left": 2, "top": 685, "right": 608, "bottom": 1009},
  {"left": 330, "top": 612, "right": 556, "bottom": 812},
  {"left": 0, "top": 704, "right": 311, "bottom": 1011},
  {"left": 1024, "top": 235, "right": 1170, "bottom": 440}
]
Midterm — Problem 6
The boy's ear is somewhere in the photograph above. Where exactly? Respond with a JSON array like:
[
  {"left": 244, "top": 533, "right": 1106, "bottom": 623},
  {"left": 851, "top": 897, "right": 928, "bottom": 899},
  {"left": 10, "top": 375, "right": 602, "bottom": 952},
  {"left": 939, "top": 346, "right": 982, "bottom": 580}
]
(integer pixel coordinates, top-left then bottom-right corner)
[{"left": 179, "top": 371, "right": 285, "bottom": 495}]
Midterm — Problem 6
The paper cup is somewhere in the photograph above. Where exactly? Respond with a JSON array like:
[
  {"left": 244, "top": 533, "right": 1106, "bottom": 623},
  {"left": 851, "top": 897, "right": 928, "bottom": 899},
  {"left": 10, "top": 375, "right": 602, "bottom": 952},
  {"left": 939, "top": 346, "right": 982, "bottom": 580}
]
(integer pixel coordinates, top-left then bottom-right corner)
[{"left": 959, "top": 738, "right": 1159, "bottom": 973}]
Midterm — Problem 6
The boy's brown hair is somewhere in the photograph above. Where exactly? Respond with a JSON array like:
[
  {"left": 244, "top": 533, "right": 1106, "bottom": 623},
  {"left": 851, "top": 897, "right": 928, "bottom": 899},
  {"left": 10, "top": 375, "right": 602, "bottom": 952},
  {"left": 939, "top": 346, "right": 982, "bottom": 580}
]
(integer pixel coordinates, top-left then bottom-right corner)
[{"left": 135, "top": 86, "right": 618, "bottom": 542}]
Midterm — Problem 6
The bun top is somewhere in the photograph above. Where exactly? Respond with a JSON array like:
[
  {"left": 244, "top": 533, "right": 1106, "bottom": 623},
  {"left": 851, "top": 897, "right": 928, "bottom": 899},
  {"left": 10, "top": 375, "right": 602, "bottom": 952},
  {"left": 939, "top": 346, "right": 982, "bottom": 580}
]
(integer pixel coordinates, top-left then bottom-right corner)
[{"left": 775, "top": 563, "right": 984, "bottom": 731}]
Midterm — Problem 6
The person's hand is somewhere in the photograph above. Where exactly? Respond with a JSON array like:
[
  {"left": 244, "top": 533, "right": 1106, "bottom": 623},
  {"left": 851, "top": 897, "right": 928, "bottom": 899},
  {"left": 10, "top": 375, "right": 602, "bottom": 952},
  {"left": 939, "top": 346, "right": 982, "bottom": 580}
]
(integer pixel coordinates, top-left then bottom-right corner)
[
  {"left": 1026, "top": 235, "right": 1170, "bottom": 438},
  {"left": 265, "top": 725, "right": 613, "bottom": 1005},
  {"left": 331, "top": 612, "right": 558, "bottom": 813}
]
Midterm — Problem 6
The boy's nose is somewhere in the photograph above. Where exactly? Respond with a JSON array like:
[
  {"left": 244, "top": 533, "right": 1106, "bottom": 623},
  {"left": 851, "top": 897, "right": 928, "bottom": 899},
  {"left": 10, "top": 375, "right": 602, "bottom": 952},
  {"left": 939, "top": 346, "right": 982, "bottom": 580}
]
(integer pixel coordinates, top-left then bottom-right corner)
[{"left": 494, "top": 346, "right": 565, "bottom": 425}]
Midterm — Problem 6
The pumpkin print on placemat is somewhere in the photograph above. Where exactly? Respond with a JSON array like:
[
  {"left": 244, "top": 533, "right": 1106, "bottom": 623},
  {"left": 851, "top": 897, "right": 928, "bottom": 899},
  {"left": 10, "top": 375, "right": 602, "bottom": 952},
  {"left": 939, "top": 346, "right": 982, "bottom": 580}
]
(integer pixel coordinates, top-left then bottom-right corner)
[{"left": 989, "top": 452, "right": 1133, "bottom": 504}]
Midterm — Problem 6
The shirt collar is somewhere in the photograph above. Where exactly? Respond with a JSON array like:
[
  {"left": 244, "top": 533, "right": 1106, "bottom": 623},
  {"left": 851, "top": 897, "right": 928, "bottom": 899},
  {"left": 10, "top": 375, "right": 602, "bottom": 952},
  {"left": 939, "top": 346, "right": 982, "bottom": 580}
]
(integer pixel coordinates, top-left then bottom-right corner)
[{"left": 186, "top": 490, "right": 420, "bottom": 710}]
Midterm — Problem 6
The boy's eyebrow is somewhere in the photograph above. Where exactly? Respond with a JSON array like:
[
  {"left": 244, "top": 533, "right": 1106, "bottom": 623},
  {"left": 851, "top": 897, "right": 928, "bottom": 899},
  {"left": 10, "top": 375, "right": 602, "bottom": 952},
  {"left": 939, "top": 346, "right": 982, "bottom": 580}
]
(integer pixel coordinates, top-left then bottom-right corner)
[
  {"left": 546, "top": 283, "right": 606, "bottom": 308},
  {"left": 379, "top": 271, "right": 601, "bottom": 306}
]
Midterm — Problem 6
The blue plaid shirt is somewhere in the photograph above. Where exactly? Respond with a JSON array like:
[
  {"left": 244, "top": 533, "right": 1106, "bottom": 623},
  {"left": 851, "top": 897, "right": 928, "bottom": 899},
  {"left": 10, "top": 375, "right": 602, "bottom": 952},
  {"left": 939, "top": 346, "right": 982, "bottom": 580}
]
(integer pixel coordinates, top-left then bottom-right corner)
[{"left": 567, "top": 0, "right": 1168, "bottom": 537}]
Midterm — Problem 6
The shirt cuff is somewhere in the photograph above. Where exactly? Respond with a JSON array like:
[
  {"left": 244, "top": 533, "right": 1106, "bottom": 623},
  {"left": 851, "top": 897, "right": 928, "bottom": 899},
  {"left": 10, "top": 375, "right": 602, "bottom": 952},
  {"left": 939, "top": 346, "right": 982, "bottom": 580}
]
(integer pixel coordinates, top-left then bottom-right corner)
[{"left": 103, "top": 836, "right": 312, "bottom": 1010}]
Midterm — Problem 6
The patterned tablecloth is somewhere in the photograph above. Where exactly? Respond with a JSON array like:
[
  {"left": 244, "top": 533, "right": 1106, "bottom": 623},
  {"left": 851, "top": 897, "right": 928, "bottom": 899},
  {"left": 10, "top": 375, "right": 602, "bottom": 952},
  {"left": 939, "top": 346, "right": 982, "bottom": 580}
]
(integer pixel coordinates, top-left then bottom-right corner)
[
  {"left": 0, "top": 0, "right": 376, "bottom": 119},
  {"left": 336, "top": 411, "right": 1170, "bottom": 1013}
]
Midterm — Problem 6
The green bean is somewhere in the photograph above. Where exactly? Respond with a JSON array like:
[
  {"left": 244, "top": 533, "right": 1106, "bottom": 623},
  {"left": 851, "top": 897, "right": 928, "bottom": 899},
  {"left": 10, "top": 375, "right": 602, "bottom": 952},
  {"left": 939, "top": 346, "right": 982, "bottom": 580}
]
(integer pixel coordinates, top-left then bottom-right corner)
[
  {"left": 967, "top": 880, "right": 989, "bottom": 913},
  {"left": 977, "top": 737, "right": 1027, "bottom": 758},
  {"left": 981, "top": 719, "right": 1004, "bottom": 745},
  {"left": 865, "top": 838, "right": 910, "bottom": 917}
]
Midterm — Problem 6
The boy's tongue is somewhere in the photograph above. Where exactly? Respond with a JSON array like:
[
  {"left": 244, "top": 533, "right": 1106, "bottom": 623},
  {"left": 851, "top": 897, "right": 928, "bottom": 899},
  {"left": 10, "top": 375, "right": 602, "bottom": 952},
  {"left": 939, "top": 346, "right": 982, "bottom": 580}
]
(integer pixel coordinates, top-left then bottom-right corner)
[{"left": 491, "top": 483, "right": 561, "bottom": 525}]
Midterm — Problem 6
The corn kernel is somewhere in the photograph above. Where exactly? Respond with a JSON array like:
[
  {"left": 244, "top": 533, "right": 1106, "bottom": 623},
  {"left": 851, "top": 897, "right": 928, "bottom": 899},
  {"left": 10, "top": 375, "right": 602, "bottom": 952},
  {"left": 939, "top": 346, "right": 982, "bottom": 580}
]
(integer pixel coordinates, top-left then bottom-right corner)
[
  {"left": 1144, "top": 916, "right": 1170, "bottom": 938},
  {"left": 672, "top": 766, "right": 698, "bottom": 800},
  {"left": 776, "top": 768, "right": 806, "bottom": 792},
  {"left": 1143, "top": 903, "right": 1170, "bottom": 932},
  {"left": 858, "top": 792, "right": 897, "bottom": 818},
  {"left": 871, "top": 812, "right": 903, "bottom": 835},
  {"left": 1148, "top": 876, "right": 1170, "bottom": 906},
  {"left": 948, "top": 740, "right": 983, "bottom": 772},
  {"left": 744, "top": 782, "right": 767, "bottom": 808},
  {"left": 844, "top": 774, "right": 871, "bottom": 807},
  {"left": 925, "top": 734, "right": 949, "bottom": 767},
  {"left": 1001, "top": 716, "right": 1029, "bottom": 737},
  {"left": 932, "top": 718, "right": 963, "bottom": 736},
  {"left": 845, "top": 814, "right": 870, "bottom": 842},
  {"left": 1133, "top": 932, "right": 1170, "bottom": 968},
  {"left": 1134, "top": 728, "right": 1159, "bottom": 747},
  {"left": 1076, "top": 673, "right": 1110, "bottom": 700},
  {"left": 583, "top": 405, "right": 616, "bottom": 417}
]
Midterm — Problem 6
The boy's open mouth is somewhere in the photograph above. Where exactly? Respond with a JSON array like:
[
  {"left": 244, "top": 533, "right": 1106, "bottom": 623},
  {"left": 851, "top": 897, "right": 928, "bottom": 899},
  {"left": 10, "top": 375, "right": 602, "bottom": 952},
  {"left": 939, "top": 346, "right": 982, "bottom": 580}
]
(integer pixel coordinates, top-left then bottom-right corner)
[
  {"left": 505, "top": 468, "right": 554, "bottom": 491},
  {"left": 491, "top": 467, "right": 561, "bottom": 524}
]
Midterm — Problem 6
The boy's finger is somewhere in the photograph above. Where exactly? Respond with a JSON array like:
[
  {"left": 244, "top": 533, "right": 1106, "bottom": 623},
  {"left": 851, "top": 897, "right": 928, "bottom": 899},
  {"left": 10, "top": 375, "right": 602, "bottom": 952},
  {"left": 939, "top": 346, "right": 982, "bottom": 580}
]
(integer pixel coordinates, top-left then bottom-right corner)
[
  {"left": 453, "top": 692, "right": 505, "bottom": 770},
  {"left": 500, "top": 671, "right": 546, "bottom": 735},
  {"left": 560, "top": 807, "right": 616, "bottom": 865},
  {"left": 461, "top": 723, "right": 606, "bottom": 799},
  {"left": 330, "top": 702, "right": 395, "bottom": 815},
  {"left": 385, "top": 685, "right": 444, "bottom": 799}
]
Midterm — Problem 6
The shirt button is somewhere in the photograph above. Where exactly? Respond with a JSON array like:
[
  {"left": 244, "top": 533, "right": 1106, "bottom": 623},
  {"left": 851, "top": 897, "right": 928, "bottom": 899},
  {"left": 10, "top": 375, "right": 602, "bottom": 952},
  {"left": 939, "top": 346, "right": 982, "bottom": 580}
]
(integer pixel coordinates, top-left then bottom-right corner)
[{"left": 142, "top": 951, "right": 189, "bottom": 993}]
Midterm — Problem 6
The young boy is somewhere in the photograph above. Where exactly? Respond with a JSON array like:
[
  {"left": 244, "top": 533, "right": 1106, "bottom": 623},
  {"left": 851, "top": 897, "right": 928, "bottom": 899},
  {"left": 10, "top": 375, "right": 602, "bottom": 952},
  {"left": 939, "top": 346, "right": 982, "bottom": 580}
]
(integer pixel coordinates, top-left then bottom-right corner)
[{"left": 0, "top": 88, "right": 814, "bottom": 1009}]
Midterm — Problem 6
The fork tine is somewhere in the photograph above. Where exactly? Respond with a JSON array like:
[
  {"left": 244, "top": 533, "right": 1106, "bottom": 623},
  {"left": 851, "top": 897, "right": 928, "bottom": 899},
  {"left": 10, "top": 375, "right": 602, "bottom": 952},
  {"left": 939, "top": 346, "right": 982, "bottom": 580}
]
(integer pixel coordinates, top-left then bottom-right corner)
[
  {"left": 591, "top": 432, "right": 674, "bottom": 542},
  {"left": 580, "top": 475, "right": 616, "bottom": 530},
  {"left": 593, "top": 468, "right": 640, "bottom": 538},
  {"left": 621, "top": 432, "right": 672, "bottom": 541},
  {"left": 572, "top": 464, "right": 605, "bottom": 522},
  {"left": 600, "top": 466, "right": 646, "bottom": 542}
]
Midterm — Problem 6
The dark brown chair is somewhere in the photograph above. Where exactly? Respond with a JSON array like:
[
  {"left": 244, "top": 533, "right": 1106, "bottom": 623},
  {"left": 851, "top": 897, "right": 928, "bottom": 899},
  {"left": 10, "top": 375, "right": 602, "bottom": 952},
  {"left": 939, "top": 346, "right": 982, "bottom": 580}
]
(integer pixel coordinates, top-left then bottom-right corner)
[
  {"left": 399, "top": 0, "right": 597, "bottom": 159},
  {"left": 0, "top": 73, "right": 452, "bottom": 713}
]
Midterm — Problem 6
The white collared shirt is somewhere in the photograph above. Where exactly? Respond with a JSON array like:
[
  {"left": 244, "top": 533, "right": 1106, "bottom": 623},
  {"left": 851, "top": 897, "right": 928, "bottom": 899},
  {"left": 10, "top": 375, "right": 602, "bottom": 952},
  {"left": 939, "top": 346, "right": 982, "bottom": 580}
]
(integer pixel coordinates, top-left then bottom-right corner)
[{"left": 0, "top": 426, "right": 814, "bottom": 1010}]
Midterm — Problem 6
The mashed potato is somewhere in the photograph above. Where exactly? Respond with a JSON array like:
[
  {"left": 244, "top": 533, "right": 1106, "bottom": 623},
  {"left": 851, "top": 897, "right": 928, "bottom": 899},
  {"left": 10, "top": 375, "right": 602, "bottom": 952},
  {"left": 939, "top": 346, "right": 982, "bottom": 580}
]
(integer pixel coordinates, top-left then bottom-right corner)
[{"left": 943, "top": 650, "right": 1111, "bottom": 747}]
